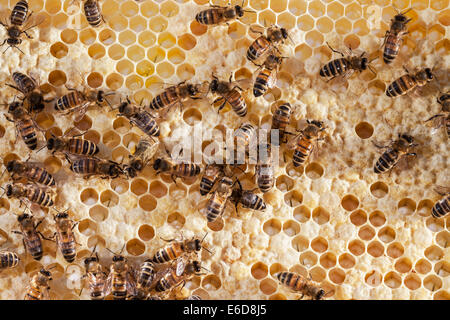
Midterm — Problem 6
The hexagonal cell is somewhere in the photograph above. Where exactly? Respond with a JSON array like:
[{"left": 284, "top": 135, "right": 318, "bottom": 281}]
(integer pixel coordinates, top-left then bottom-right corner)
[
  {"left": 79, "top": 29, "right": 96, "bottom": 45},
  {"left": 312, "top": 207, "right": 330, "bottom": 225},
  {"left": 251, "top": 261, "right": 268, "bottom": 280},
  {"left": 139, "top": 194, "right": 157, "bottom": 212},
  {"left": 348, "top": 239, "right": 365, "bottom": 256},
  {"left": 424, "top": 245, "right": 444, "bottom": 262},
  {"left": 106, "top": 73, "right": 124, "bottom": 90},
  {"left": 89, "top": 204, "right": 109, "bottom": 222},
  {"left": 118, "top": 30, "right": 136, "bottom": 46},
  {"left": 369, "top": 210, "right": 386, "bottom": 228},
  {"left": 207, "top": 217, "right": 224, "bottom": 232},
  {"left": 386, "top": 242, "right": 404, "bottom": 259},
  {"left": 417, "top": 199, "right": 434, "bottom": 217},
  {"left": 202, "top": 274, "right": 222, "bottom": 291},
  {"left": 167, "top": 212, "right": 185, "bottom": 229},
  {"left": 370, "top": 181, "right": 389, "bottom": 198},
  {"left": 297, "top": 14, "right": 314, "bottom": 31},
  {"left": 350, "top": 209, "right": 367, "bottom": 226},
  {"left": 353, "top": 19, "right": 369, "bottom": 36},
  {"left": 259, "top": 278, "right": 277, "bottom": 295},
  {"left": 316, "top": 16, "right": 333, "bottom": 34},
  {"left": 378, "top": 226, "right": 396, "bottom": 243},
  {"left": 329, "top": 268, "right": 345, "bottom": 284},
  {"left": 99, "top": 29, "right": 116, "bottom": 45},
  {"left": 121, "top": 1, "right": 139, "bottom": 17},
  {"left": 275, "top": 175, "right": 294, "bottom": 192},
  {"left": 108, "top": 44, "right": 125, "bottom": 60},
  {"left": 299, "top": 251, "right": 317, "bottom": 268},
  {"left": 178, "top": 32, "right": 197, "bottom": 50},
  {"left": 88, "top": 43, "right": 106, "bottom": 60},
  {"left": 138, "top": 224, "right": 155, "bottom": 241},
  {"left": 131, "top": 178, "right": 148, "bottom": 196},
  {"left": 305, "top": 162, "right": 324, "bottom": 179},
  {"left": 277, "top": 12, "right": 296, "bottom": 29},
  {"left": 384, "top": 271, "right": 401, "bottom": 289},
  {"left": 367, "top": 241, "right": 384, "bottom": 257},
  {"left": 327, "top": 2, "right": 344, "bottom": 20},
  {"left": 310, "top": 236, "right": 328, "bottom": 253},
  {"left": 110, "top": 178, "right": 129, "bottom": 194},
  {"left": 282, "top": 220, "right": 300, "bottom": 237},
  {"left": 395, "top": 257, "right": 412, "bottom": 273},
  {"left": 423, "top": 275, "right": 443, "bottom": 292},
  {"left": 87, "top": 72, "right": 103, "bottom": 88},
  {"left": 48, "top": 70, "right": 67, "bottom": 87},
  {"left": 292, "top": 235, "right": 309, "bottom": 252},
  {"left": 80, "top": 188, "right": 98, "bottom": 206},
  {"left": 319, "top": 252, "right": 336, "bottom": 269},
  {"left": 341, "top": 194, "right": 359, "bottom": 211},
  {"left": 358, "top": 225, "right": 375, "bottom": 241},
  {"left": 365, "top": 270, "right": 382, "bottom": 287},
  {"left": 78, "top": 219, "right": 97, "bottom": 237},
  {"left": 308, "top": 0, "right": 325, "bottom": 17},
  {"left": 398, "top": 198, "right": 416, "bottom": 215},
  {"left": 36, "top": 112, "right": 55, "bottom": 130},
  {"left": 50, "top": 42, "right": 68, "bottom": 59},
  {"left": 263, "top": 218, "right": 281, "bottom": 236},
  {"left": 338, "top": 253, "right": 355, "bottom": 269},
  {"left": 108, "top": 15, "right": 128, "bottom": 32}
]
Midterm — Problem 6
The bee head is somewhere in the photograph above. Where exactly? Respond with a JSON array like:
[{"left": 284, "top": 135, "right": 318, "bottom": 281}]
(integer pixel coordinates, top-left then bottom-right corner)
[
  {"left": 84, "top": 256, "right": 99, "bottom": 265},
  {"left": 7, "top": 27, "right": 21, "bottom": 39},
  {"left": 194, "top": 239, "right": 202, "bottom": 251},
  {"left": 187, "top": 84, "right": 198, "bottom": 97},
  {"left": 109, "top": 163, "right": 123, "bottom": 177},
  {"left": 46, "top": 137, "right": 55, "bottom": 150},
  {"left": 55, "top": 211, "right": 69, "bottom": 220},
  {"left": 6, "top": 184, "right": 13, "bottom": 197},
  {"left": 309, "top": 120, "right": 324, "bottom": 129},
  {"left": 153, "top": 158, "right": 168, "bottom": 171},
  {"left": 425, "top": 68, "right": 433, "bottom": 81},
  {"left": 281, "top": 28, "right": 288, "bottom": 39},
  {"left": 17, "top": 213, "right": 30, "bottom": 222},
  {"left": 209, "top": 79, "right": 218, "bottom": 93},
  {"left": 400, "top": 134, "right": 414, "bottom": 144},
  {"left": 118, "top": 102, "right": 128, "bottom": 114},
  {"left": 6, "top": 160, "right": 17, "bottom": 172},
  {"left": 8, "top": 101, "right": 21, "bottom": 113},
  {"left": 97, "top": 90, "right": 105, "bottom": 103},
  {"left": 40, "top": 268, "right": 52, "bottom": 279},
  {"left": 125, "top": 166, "right": 137, "bottom": 178},
  {"left": 315, "top": 289, "right": 325, "bottom": 300},
  {"left": 112, "top": 255, "right": 124, "bottom": 262},
  {"left": 394, "top": 13, "right": 408, "bottom": 22},
  {"left": 361, "top": 57, "right": 368, "bottom": 70},
  {"left": 235, "top": 5, "right": 244, "bottom": 17},
  {"left": 193, "top": 261, "right": 201, "bottom": 273}
]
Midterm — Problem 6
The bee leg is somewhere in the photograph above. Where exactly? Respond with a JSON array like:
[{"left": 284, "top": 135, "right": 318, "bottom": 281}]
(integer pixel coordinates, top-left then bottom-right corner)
[
  {"left": 39, "top": 231, "right": 56, "bottom": 242},
  {"left": 379, "top": 31, "right": 389, "bottom": 49},
  {"left": 326, "top": 42, "right": 345, "bottom": 57},
  {"left": 249, "top": 27, "right": 263, "bottom": 35},
  {"left": 372, "top": 141, "right": 388, "bottom": 149},
  {"left": 171, "top": 174, "right": 179, "bottom": 186},
  {"left": 425, "top": 114, "right": 444, "bottom": 122},
  {"left": 217, "top": 99, "right": 227, "bottom": 113}
]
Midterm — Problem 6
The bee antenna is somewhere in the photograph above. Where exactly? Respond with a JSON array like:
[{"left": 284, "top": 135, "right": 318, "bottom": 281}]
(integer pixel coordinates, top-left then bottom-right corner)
[
  {"left": 201, "top": 232, "right": 208, "bottom": 243},
  {"left": 201, "top": 266, "right": 211, "bottom": 273},
  {"left": 35, "top": 144, "right": 47, "bottom": 154}
]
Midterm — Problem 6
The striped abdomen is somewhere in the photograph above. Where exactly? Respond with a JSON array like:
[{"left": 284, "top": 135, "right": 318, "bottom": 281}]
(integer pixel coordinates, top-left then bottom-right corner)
[
  {"left": 173, "top": 163, "right": 201, "bottom": 178},
  {"left": 319, "top": 58, "right": 351, "bottom": 78},
  {"left": 88, "top": 273, "right": 106, "bottom": 300},
  {"left": 205, "top": 193, "right": 227, "bottom": 222},
  {"left": 10, "top": 0, "right": 28, "bottom": 26},
  {"left": 24, "top": 234, "right": 43, "bottom": 260},
  {"left": 57, "top": 234, "right": 76, "bottom": 262},
  {"left": 155, "top": 269, "right": 181, "bottom": 292},
  {"left": 24, "top": 286, "right": 43, "bottom": 300},
  {"left": 12, "top": 72, "right": 35, "bottom": 94},
  {"left": 136, "top": 260, "right": 156, "bottom": 290},
  {"left": 240, "top": 192, "right": 266, "bottom": 211},
  {"left": 195, "top": 8, "right": 225, "bottom": 25},
  {"left": 200, "top": 176, "right": 216, "bottom": 195},
  {"left": 447, "top": 116, "right": 450, "bottom": 138},
  {"left": 272, "top": 103, "right": 291, "bottom": 140},
  {"left": 111, "top": 274, "right": 127, "bottom": 300},
  {"left": 235, "top": 123, "right": 255, "bottom": 147},
  {"left": 17, "top": 118, "right": 38, "bottom": 150},
  {"left": 383, "top": 32, "right": 401, "bottom": 64},
  {"left": 256, "top": 164, "right": 274, "bottom": 193},
  {"left": 25, "top": 166, "right": 55, "bottom": 187},
  {"left": 70, "top": 158, "right": 97, "bottom": 174},
  {"left": 247, "top": 36, "right": 270, "bottom": 62},
  {"left": 432, "top": 195, "right": 449, "bottom": 218},
  {"left": 293, "top": 136, "right": 313, "bottom": 167},
  {"left": 253, "top": 68, "right": 272, "bottom": 97},
  {"left": 226, "top": 89, "right": 247, "bottom": 117},
  {"left": 151, "top": 243, "right": 184, "bottom": 264},
  {"left": 26, "top": 186, "right": 54, "bottom": 207},
  {"left": 0, "top": 251, "right": 19, "bottom": 269},
  {"left": 131, "top": 111, "right": 160, "bottom": 137},
  {"left": 68, "top": 138, "right": 99, "bottom": 156},
  {"left": 277, "top": 271, "right": 304, "bottom": 291},
  {"left": 83, "top": 0, "right": 102, "bottom": 27},
  {"left": 55, "top": 91, "right": 84, "bottom": 111},
  {"left": 374, "top": 149, "right": 399, "bottom": 174},
  {"left": 386, "top": 75, "right": 416, "bottom": 97},
  {"left": 149, "top": 86, "right": 179, "bottom": 110}
]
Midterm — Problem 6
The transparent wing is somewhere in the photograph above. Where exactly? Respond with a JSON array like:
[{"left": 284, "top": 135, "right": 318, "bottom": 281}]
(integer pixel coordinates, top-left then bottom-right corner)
[
  {"left": 103, "top": 271, "right": 113, "bottom": 297},
  {"left": 231, "top": 78, "right": 253, "bottom": 91},
  {"left": 267, "top": 69, "right": 278, "bottom": 89},
  {"left": 175, "top": 258, "right": 186, "bottom": 277},
  {"left": 286, "top": 132, "right": 302, "bottom": 150},
  {"left": 126, "top": 270, "right": 137, "bottom": 297}
]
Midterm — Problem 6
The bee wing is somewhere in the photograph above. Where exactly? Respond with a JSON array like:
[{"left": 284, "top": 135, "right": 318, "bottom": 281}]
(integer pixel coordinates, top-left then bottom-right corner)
[
  {"left": 41, "top": 286, "right": 51, "bottom": 300},
  {"left": 435, "top": 185, "right": 450, "bottom": 195},
  {"left": 73, "top": 103, "right": 90, "bottom": 123},
  {"left": 286, "top": 132, "right": 302, "bottom": 150},
  {"left": 22, "top": 13, "right": 46, "bottom": 32},
  {"left": 267, "top": 69, "right": 278, "bottom": 89},
  {"left": 0, "top": 9, "right": 11, "bottom": 26},
  {"left": 232, "top": 78, "right": 253, "bottom": 91},
  {"left": 126, "top": 270, "right": 137, "bottom": 297},
  {"left": 103, "top": 272, "right": 114, "bottom": 297},
  {"left": 428, "top": 116, "right": 446, "bottom": 135},
  {"left": 175, "top": 258, "right": 186, "bottom": 277}
]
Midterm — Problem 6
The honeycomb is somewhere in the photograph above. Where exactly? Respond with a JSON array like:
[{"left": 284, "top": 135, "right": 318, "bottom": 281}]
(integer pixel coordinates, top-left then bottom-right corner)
[{"left": 0, "top": 0, "right": 448, "bottom": 300}]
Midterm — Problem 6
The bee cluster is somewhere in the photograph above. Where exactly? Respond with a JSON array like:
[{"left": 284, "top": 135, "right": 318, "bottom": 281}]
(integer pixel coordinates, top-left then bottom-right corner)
[{"left": 0, "top": 0, "right": 448, "bottom": 300}]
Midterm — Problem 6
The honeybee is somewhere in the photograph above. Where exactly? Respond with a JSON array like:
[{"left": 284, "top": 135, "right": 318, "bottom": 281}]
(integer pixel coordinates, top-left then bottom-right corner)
[
  {"left": 124, "top": 137, "right": 160, "bottom": 178},
  {"left": 82, "top": 247, "right": 107, "bottom": 300},
  {"left": 287, "top": 120, "right": 326, "bottom": 167},
  {"left": 153, "top": 157, "right": 201, "bottom": 183},
  {"left": 82, "top": 0, "right": 104, "bottom": 27},
  {"left": 195, "top": 1, "right": 252, "bottom": 26},
  {"left": 51, "top": 211, "right": 77, "bottom": 263},
  {"left": 135, "top": 259, "right": 156, "bottom": 300},
  {"left": 200, "top": 164, "right": 226, "bottom": 196},
  {"left": 12, "top": 213, "right": 44, "bottom": 260},
  {"left": 24, "top": 268, "right": 52, "bottom": 300},
  {"left": 253, "top": 53, "right": 285, "bottom": 97},
  {"left": 117, "top": 99, "right": 160, "bottom": 138},
  {"left": 149, "top": 81, "right": 203, "bottom": 112},
  {"left": 0, "top": 0, "right": 42, "bottom": 54},
  {"left": 0, "top": 251, "right": 19, "bottom": 270},
  {"left": 209, "top": 74, "right": 247, "bottom": 118},
  {"left": 150, "top": 233, "right": 209, "bottom": 264},
  {"left": 46, "top": 130, "right": 100, "bottom": 157},
  {"left": 431, "top": 187, "right": 449, "bottom": 219},
  {"left": 205, "top": 176, "right": 234, "bottom": 223},
  {"left": 272, "top": 103, "right": 293, "bottom": 144},
  {"left": 185, "top": 294, "right": 202, "bottom": 300},
  {"left": 155, "top": 258, "right": 203, "bottom": 293},
  {"left": 7, "top": 72, "right": 50, "bottom": 113},
  {"left": 382, "top": 9, "right": 412, "bottom": 64},
  {"left": 4, "top": 101, "right": 39, "bottom": 150},
  {"left": 247, "top": 25, "right": 289, "bottom": 65},
  {"left": 386, "top": 67, "right": 434, "bottom": 98},
  {"left": 425, "top": 92, "right": 449, "bottom": 138},
  {"left": 319, "top": 42, "right": 376, "bottom": 81},
  {"left": 231, "top": 182, "right": 266, "bottom": 212},
  {"left": 276, "top": 271, "right": 325, "bottom": 300},
  {"left": 55, "top": 88, "right": 112, "bottom": 120},
  {"left": 5, "top": 159, "right": 56, "bottom": 187},
  {"left": 233, "top": 123, "right": 257, "bottom": 163},
  {"left": 255, "top": 144, "right": 274, "bottom": 193},
  {"left": 66, "top": 155, "right": 124, "bottom": 179},
  {"left": 373, "top": 133, "right": 418, "bottom": 174},
  {"left": 104, "top": 248, "right": 137, "bottom": 300},
  {"left": 4, "top": 183, "right": 54, "bottom": 207}
]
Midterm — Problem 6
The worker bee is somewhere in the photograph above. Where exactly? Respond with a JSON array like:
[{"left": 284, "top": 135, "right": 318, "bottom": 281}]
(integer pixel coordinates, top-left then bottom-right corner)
[
  {"left": 247, "top": 25, "right": 289, "bottom": 64},
  {"left": 0, "top": 0, "right": 42, "bottom": 54},
  {"left": 117, "top": 99, "right": 160, "bottom": 138},
  {"left": 135, "top": 259, "right": 156, "bottom": 300},
  {"left": 104, "top": 247, "right": 136, "bottom": 300},
  {"left": 4, "top": 101, "right": 39, "bottom": 150},
  {"left": 431, "top": 187, "right": 449, "bottom": 219},
  {"left": 373, "top": 133, "right": 418, "bottom": 174},
  {"left": 272, "top": 102, "right": 293, "bottom": 144},
  {"left": 150, "top": 233, "right": 209, "bottom": 264},
  {"left": 7, "top": 72, "right": 50, "bottom": 113},
  {"left": 46, "top": 130, "right": 100, "bottom": 157},
  {"left": 255, "top": 144, "right": 274, "bottom": 193},
  {"left": 51, "top": 210, "right": 77, "bottom": 263},
  {"left": 386, "top": 67, "right": 434, "bottom": 98},
  {"left": 185, "top": 294, "right": 202, "bottom": 300},
  {"left": 66, "top": 155, "right": 124, "bottom": 179},
  {"left": 4, "top": 183, "right": 54, "bottom": 207},
  {"left": 82, "top": 0, "right": 104, "bottom": 27},
  {"left": 253, "top": 53, "right": 285, "bottom": 97},
  {"left": 232, "top": 122, "right": 257, "bottom": 164},
  {"left": 24, "top": 268, "right": 52, "bottom": 300},
  {"left": 0, "top": 251, "right": 19, "bottom": 270},
  {"left": 382, "top": 9, "right": 412, "bottom": 64},
  {"left": 149, "top": 81, "right": 203, "bottom": 112},
  {"left": 195, "top": 1, "right": 252, "bottom": 26},
  {"left": 153, "top": 157, "right": 201, "bottom": 183},
  {"left": 231, "top": 182, "right": 266, "bottom": 211},
  {"left": 319, "top": 42, "right": 376, "bottom": 81},
  {"left": 82, "top": 247, "right": 107, "bottom": 300},
  {"left": 5, "top": 159, "right": 56, "bottom": 187},
  {"left": 205, "top": 176, "right": 234, "bottom": 223},
  {"left": 124, "top": 137, "right": 160, "bottom": 178},
  {"left": 200, "top": 164, "right": 226, "bottom": 196},
  {"left": 425, "top": 92, "right": 449, "bottom": 138},
  {"left": 276, "top": 271, "right": 325, "bottom": 300},
  {"left": 54, "top": 88, "right": 112, "bottom": 120},
  {"left": 12, "top": 213, "right": 44, "bottom": 261},
  {"left": 155, "top": 257, "right": 203, "bottom": 293},
  {"left": 287, "top": 120, "right": 326, "bottom": 167},
  {"left": 209, "top": 74, "right": 247, "bottom": 118}
]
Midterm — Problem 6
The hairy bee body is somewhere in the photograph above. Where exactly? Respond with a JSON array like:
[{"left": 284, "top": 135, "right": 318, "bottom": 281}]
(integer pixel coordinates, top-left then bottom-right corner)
[
  {"left": 10, "top": 0, "right": 29, "bottom": 25},
  {"left": 135, "top": 260, "right": 156, "bottom": 299},
  {"left": 276, "top": 271, "right": 325, "bottom": 300},
  {"left": 155, "top": 259, "right": 201, "bottom": 292},
  {"left": 253, "top": 54, "right": 284, "bottom": 97},
  {"left": 10, "top": 72, "right": 45, "bottom": 113},
  {"left": 16, "top": 213, "right": 44, "bottom": 261},
  {"left": 149, "top": 83, "right": 200, "bottom": 111},
  {"left": 195, "top": 5, "right": 244, "bottom": 25},
  {"left": 54, "top": 212, "right": 77, "bottom": 263},
  {"left": 374, "top": 134, "right": 417, "bottom": 174},
  {"left": 68, "top": 157, "right": 123, "bottom": 178},
  {"left": 272, "top": 103, "right": 292, "bottom": 143},
  {"left": 386, "top": 68, "right": 433, "bottom": 97},
  {"left": 247, "top": 26, "right": 288, "bottom": 63},
  {"left": 118, "top": 102, "right": 160, "bottom": 137},
  {"left": 6, "top": 102, "right": 38, "bottom": 150},
  {"left": 319, "top": 58, "right": 352, "bottom": 78},
  {"left": 7, "top": 159, "right": 55, "bottom": 187},
  {"left": 383, "top": 11, "right": 411, "bottom": 64},
  {"left": 431, "top": 194, "right": 449, "bottom": 219},
  {"left": 0, "top": 251, "right": 19, "bottom": 269},
  {"left": 47, "top": 136, "right": 99, "bottom": 157},
  {"left": 84, "top": 256, "right": 107, "bottom": 300},
  {"left": 83, "top": 0, "right": 103, "bottom": 27},
  {"left": 200, "top": 164, "right": 224, "bottom": 196},
  {"left": 289, "top": 120, "right": 325, "bottom": 167},
  {"left": 255, "top": 145, "right": 274, "bottom": 193},
  {"left": 6, "top": 183, "right": 54, "bottom": 207},
  {"left": 12, "top": 72, "right": 35, "bottom": 94},
  {"left": 153, "top": 158, "right": 201, "bottom": 179},
  {"left": 125, "top": 138, "right": 159, "bottom": 178},
  {"left": 234, "top": 123, "right": 256, "bottom": 149},
  {"left": 106, "top": 255, "right": 136, "bottom": 300},
  {"left": 205, "top": 176, "right": 233, "bottom": 222},
  {"left": 151, "top": 238, "right": 203, "bottom": 264},
  {"left": 233, "top": 189, "right": 266, "bottom": 211},
  {"left": 24, "top": 268, "right": 52, "bottom": 300},
  {"left": 210, "top": 77, "right": 247, "bottom": 117},
  {"left": 426, "top": 93, "right": 450, "bottom": 138}
]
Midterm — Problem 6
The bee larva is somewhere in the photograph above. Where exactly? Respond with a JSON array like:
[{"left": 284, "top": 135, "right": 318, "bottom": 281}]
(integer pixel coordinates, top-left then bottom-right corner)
[
  {"left": 105, "top": 250, "right": 136, "bottom": 300},
  {"left": 255, "top": 144, "right": 274, "bottom": 193},
  {"left": 425, "top": 92, "right": 449, "bottom": 138},
  {"left": 82, "top": 250, "right": 107, "bottom": 300},
  {"left": 150, "top": 233, "right": 209, "bottom": 264},
  {"left": 153, "top": 157, "right": 201, "bottom": 183},
  {"left": 209, "top": 75, "right": 247, "bottom": 118},
  {"left": 253, "top": 53, "right": 285, "bottom": 98},
  {"left": 287, "top": 120, "right": 326, "bottom": 167},
  {"left": 52, "top": 211, "right": 77, "bottom": 263},
  {"left": 4, "top": 101, "right": 39, "bottom": 150},
  {"left": 382, "top": 9, "right": 412, "bottom": 64},
  {"left": 24, "top": 268, "right": 52, "bottom": 300},
  {"left": 0, "top": 251, "right": 19, "bottom": 270},
  {"left": 195, "top": 2, "right": 251, "bottom": 26},
  {"left": 386, "top": 67, "right": 434, "bottom": 98},
  {"left": 205, "top": 176, "right": 234, "bottom": 223},
  {"left": 117, "top": 99, "right": 160, "bottom": 138},
  {"left": 431, "top": 187, "right": 450, "bottom": 219},
  {"left": 6, "top": 159, "right": 56, "bottom": 187},
  {"left": 247, "top": 25, "right": 289, "bottom": 65},
  {"left": 8, "top": 72, "right": 48, "bottom": 113},
  {"left": 135, "top": 260, "right": 156, "bottom": 300},
  {"left": 124, "top": 137, "right": 160, "bottom": 178},
  {"left": 13, "top": 213, "right": 44, "bottom": 261},
  {"left": 149, "top": 81, "right": 202, "bottom": 112},
  {"left": 66, "top": 156, "right": 124, "bottom": 179},
  {"left": 276, "top": 271, "right": 325, "bottom": 300},
  {"left": 155, "top": 258, "right": 202, "bottom": 293},
  {"left": 5, "top": 183, "right": 54, "bottom": 207},
  {"left": 373, "top": 133, "right": 418, "bottom": 174},
  {"left": 271, "top": 103, "right": 293, "bottom": 144},
  {"left": 83, "top": 0, "right": 104, "bottom": 27}
]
